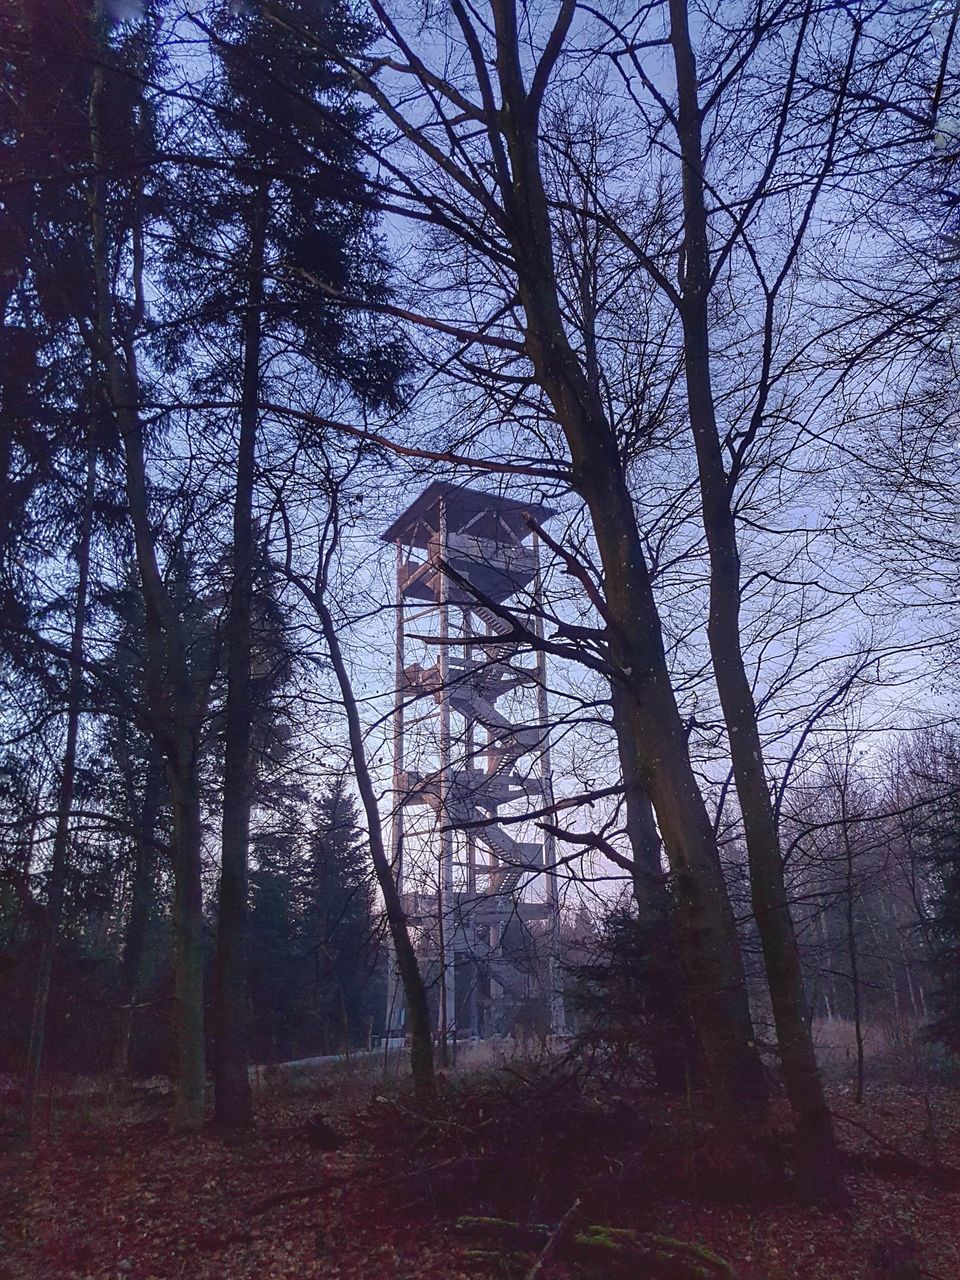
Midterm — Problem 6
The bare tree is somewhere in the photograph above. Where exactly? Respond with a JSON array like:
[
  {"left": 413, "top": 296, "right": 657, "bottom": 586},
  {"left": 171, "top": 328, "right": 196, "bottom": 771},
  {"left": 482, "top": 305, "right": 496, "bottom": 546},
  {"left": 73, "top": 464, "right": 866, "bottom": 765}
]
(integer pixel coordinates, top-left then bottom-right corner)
[
  {"left": 259, "top": 0, "right": 769, "bottom": 1121},
  {"left": 277, "top": 463, "right": 435, "bottom": 1103}
]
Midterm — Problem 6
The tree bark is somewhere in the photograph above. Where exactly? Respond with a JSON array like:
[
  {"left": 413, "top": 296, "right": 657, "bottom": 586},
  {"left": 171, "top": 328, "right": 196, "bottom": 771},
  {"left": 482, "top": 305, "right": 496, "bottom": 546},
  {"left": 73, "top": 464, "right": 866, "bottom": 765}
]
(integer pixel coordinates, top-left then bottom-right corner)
[
  {"left": 610, "top": 683, "right": 666, "bottom": 917},
  {"left": 611, "top": 684, "right": 690, "bottom": 1092},
  {"left": 212, "top": 179, "right": 268, "bottom": 1131},
  {"left": 667, "top": 0, "right": 839, "bottom": 1192},
  {"left": 117, "top": 402, "right": 207, "bottom": 1131},
  {"left": 23, "top": 437, "right": 97, "bottom": 1132}
]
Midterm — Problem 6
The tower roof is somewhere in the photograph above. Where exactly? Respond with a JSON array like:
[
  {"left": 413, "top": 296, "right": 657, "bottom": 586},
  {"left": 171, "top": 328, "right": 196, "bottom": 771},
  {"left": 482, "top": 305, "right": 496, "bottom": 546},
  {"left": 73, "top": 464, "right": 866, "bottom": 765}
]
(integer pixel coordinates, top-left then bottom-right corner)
[{"left": 380, "top": 481, "right": 555, "bottom": 548}]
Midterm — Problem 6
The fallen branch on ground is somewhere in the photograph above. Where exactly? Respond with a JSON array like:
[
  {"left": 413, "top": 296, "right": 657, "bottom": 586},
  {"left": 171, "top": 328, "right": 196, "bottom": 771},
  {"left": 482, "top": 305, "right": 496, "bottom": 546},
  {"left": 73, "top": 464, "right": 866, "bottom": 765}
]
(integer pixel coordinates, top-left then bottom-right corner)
[
  {"left": 525, "top": 1197, "right": 581, "bottom": 1280},
  {"left": 456, "top": 1216, "right": 737, "bottom": 1279},
  {"left": 832, "top": 1110, "right": 960, "bottom": 1189},
  {"left": 248, "top": 1174, "right": 355, "bottom": 1215}
]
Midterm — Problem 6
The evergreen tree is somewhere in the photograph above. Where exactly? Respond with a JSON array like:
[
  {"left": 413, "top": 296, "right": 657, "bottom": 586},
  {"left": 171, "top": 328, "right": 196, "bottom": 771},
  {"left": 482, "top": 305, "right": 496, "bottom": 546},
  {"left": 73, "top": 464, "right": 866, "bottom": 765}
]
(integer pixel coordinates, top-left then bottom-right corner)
[
  {"left": 0, "top": 0, "right": 217, "bottom": 1130},
  {"left": 248, "top": 781, "right": 383, "bottom": 1061},
  {"left": 297, "top": 782, "right": 382, "bottom": 1053},
  {"left": 163, "top": 0, "right": 406, "bottom": 1127},
  {"left": 0, "top": 0, "right": 114, "bottom": 663},
  {"left": 569, "top": 905, "right": 693, "bottom": 1089}
]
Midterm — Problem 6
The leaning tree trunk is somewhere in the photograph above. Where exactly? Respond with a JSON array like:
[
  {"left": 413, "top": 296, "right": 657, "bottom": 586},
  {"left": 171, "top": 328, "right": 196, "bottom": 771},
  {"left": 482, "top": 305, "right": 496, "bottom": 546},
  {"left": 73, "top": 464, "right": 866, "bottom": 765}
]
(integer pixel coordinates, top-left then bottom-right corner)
[
  {"left": 586, "top": 474, "right": 766, "bottom": 1111},
  {"left": 117, "top": 402, "right": 207, "bottom": 1132},
  {"left": 681, "top": 297, "right": 837, "bottom": 1185},
  {"left": 667, "top": 0, "right": 839, "bottom": 1195},
  {"left": 23, "top": 438, "right": 97, "bottom": 1132},
  {"left": 309, "top": 579, "right": 435, "bottom": 1104},
  {"left": 212, "top": 180, "right": 268, "bottom": 1132},
  {"left": 117, "top": 415, "right": 208, "bottom": 1132},
  {"left": 96, "top": 294, "right": 208, "bottom": 1134},
  {"left": 93, "top": 200, "right": 206, "bottom": 1130}
]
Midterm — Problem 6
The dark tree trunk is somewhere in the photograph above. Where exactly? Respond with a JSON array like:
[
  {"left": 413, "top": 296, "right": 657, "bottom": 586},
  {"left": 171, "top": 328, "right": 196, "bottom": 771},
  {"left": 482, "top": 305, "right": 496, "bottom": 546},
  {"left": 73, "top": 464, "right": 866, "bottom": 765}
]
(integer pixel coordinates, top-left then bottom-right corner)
[
  {"left": 840, "top": 786, "right": 865, "bottom": 1104},
  {"left": 212, "top": 179, "right": 268, "bottom": 1132},
  {"left": 23, "top": 438, "right": 97, "bottom": 1132},
  {"left": 114, "top": 746, "right": 162, "bottom": 1076},
  {"left": 611, "top": 684, "right": 690, "bottom": 1093},
  {"left": 526, "top": 312, "right": 765, "bottom": 1113},
  {"left": 119, "top": 413, "right": 207, "bottom": 1131},
  {"left": 667, "top": 0, "right": 839, "bottom": 1194},
  {"left": 530, "top": 297, "right": 767, "bottom": 1113},
  {"left": 168, "top": 765, "right": 206, "bottom": 1132},
  {"left": 91, "top": 130, "right": 206, "bottom": 1132},
  {"left": 610, "top": 684, "right": 666, "bottom": 916},
  {"left": 66, "top": 7, "right": 208, "bottom": 1133},
  {"left": 597, "top": 536, "right": 766, "bottom": 1112},
  {"left": 104, "top": 346, "right": 207, "bottom": 1134}
]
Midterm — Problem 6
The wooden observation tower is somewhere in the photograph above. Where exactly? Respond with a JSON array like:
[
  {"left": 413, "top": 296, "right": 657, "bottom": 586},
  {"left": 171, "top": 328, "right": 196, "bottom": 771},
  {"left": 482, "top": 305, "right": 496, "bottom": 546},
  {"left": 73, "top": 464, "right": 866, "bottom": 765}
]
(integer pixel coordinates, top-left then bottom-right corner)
[{"left": 382, "top": 482, "right": 562, "bottom": 1043}]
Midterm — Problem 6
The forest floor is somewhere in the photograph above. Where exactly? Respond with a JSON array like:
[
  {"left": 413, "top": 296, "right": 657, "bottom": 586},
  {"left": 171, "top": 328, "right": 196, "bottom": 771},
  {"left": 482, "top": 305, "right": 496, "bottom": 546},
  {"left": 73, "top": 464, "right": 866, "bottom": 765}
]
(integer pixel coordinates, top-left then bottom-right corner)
[{"left": 2, "top": 1049, "right": 960, "bottom": 1280}]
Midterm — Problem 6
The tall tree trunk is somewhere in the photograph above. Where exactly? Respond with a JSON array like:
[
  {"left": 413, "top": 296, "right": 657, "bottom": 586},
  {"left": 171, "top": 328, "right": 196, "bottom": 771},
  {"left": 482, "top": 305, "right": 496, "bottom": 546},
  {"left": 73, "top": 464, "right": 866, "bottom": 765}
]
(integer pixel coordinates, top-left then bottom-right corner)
[
  {"left": 117, "top": 409, "right": 207, "bottom": 1132},
  {"left": 168, "top": 765, "right": 206, "bottom": 1131},
  {"left": 610, "top": 656, "right": 667, "bottom": 915},
  {"left": 114, "top": 745, "right": 162, "bottom": 1076},
  {"left": 88, "top": 37, "right": 207, "bottom": 1129},
  {"left": 212, "top": 179, "right": 268, "bottom": 1131},
  {"left": 581, "top": 208, "right": 683, "bottom": 1086},
  {"left": 23, "top": 438, "right": 97, "bottom": 1132},
  {"left": 487, "top": 0, "right": 766, "bottom": 1115},
  {"left": 596, "top": 530, "right": 765, "bottom": 1112},
  {"left": 527, "top": 300, "right": 765, "bottom": 1115},
  {"left": 840, "top": 787, "right": 865, "bottom": 1103},
  {"left": 611, "top": 684, "right": 690, "bottom": 1092},
  {"left": 667, "top": 0, "right": 839, "bottom": 1194}
]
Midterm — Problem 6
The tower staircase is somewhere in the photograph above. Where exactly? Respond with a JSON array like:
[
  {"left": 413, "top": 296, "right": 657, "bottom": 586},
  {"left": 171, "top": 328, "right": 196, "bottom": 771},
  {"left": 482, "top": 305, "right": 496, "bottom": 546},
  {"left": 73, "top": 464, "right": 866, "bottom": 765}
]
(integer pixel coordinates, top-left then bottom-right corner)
[{"left": 383, "top": 482, "right": 560, "bottom": 1037}]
